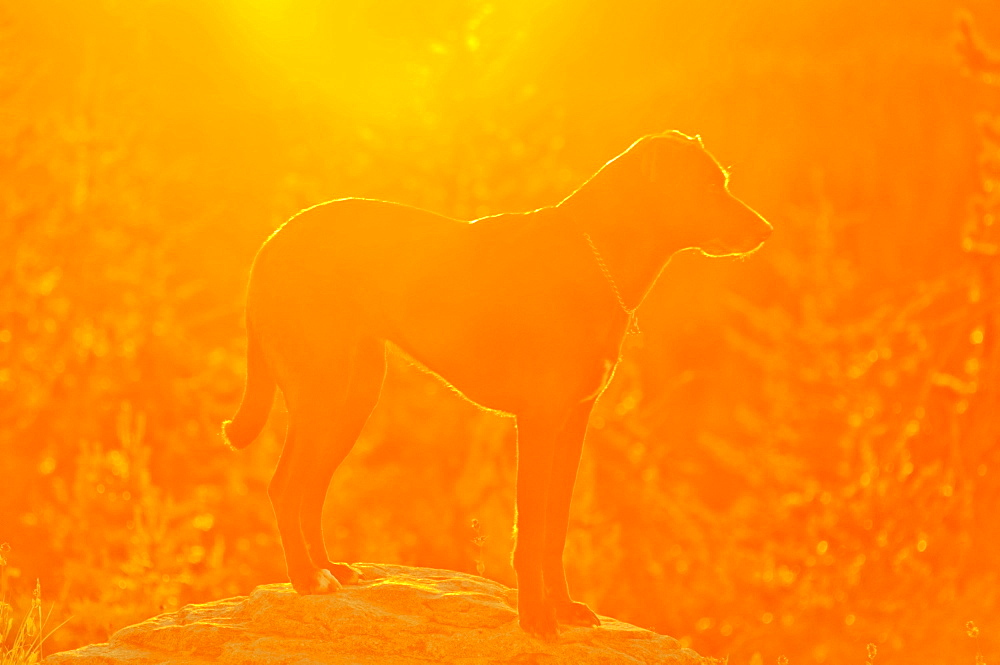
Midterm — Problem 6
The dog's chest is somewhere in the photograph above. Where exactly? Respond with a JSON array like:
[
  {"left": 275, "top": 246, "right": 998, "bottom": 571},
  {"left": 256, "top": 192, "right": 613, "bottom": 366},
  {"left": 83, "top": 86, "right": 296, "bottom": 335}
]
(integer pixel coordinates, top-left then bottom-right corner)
[{"left": 580, "top": 356, "right": 618, "bottom": 402}]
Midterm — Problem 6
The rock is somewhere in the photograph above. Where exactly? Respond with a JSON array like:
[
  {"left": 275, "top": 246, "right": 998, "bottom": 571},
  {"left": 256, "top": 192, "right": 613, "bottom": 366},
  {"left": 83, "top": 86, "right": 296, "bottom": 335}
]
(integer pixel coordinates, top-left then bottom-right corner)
[{"left": 46, "top": 563, "right": 708, "bottom": 664}]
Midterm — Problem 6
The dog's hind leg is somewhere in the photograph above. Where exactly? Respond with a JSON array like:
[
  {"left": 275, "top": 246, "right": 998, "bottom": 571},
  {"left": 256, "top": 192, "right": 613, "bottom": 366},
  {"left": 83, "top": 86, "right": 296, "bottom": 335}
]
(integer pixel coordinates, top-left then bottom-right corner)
[
  {"left": 268, "top": 414, "right": 336, "bottom": 593},
  {"left": 274, "top": 391, "right": 350, "bottom": 594},
  {"left": 542, "top": 400, "right": 601, "bottom": 627},
  {"left": 299, "top": 336, "right": 386, "bottom": 586},
  {"left": 269, "top": 336, "right": 375, "bottom": 595}
]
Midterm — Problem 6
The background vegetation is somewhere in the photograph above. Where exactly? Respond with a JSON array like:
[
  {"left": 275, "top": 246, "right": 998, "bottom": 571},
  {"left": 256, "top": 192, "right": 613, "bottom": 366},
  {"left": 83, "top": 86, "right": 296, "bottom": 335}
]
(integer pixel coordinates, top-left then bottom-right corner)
[{"left": 2, "top": 0, "right": 999, "bottom": 663}]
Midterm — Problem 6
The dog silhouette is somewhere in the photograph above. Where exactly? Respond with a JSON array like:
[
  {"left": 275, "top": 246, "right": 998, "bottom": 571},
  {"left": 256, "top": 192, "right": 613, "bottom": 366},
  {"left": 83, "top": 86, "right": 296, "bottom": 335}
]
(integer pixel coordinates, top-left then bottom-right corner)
[{"left": 224, "top": 131, "right": 772, "bottom": 638}]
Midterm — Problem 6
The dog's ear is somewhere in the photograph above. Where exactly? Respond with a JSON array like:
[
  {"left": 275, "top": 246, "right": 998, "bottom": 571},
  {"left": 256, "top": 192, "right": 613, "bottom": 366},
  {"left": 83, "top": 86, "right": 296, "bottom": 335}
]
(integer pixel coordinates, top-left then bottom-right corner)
[
  {"left": 639, "top": 135, "right": 676, "bottom": 182},
  {"left": 640, "top": 136, "right": 663, "bottom": 182},
  {"left": 635, "top": 129, "right": 705, "bottom": 182},
  {"left": 641, "top": 132, "right": 702, "bottom": 182}
]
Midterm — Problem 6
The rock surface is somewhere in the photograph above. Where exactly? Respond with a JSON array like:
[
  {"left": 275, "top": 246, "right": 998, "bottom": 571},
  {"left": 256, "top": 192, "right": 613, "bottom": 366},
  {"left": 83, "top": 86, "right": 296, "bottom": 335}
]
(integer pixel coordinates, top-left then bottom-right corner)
[{"left": 46, "top": 563, "right": 708, "bottom": 664}]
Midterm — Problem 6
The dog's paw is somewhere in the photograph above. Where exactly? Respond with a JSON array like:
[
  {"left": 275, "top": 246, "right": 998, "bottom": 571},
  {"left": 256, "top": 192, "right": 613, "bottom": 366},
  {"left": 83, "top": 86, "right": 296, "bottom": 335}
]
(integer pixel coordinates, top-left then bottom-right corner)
[
  {"left": 554, "top": 600, "right": 600, "bottom": 627},
  {"left": 326, "top": 562, "right": 363, "bottom": 585},
  {"left": 291, "top": 568, "right": 342, "bottom": 595},
  {"left": 518, "top": 599, "right": 559, "bottom": 640}
]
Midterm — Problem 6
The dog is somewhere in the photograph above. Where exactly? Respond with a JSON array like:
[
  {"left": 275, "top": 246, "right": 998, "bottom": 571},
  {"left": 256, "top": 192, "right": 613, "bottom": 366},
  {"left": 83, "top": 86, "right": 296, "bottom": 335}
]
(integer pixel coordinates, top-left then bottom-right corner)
[{"left": 223, "top": 131, "right": 772, "bottom": 638}]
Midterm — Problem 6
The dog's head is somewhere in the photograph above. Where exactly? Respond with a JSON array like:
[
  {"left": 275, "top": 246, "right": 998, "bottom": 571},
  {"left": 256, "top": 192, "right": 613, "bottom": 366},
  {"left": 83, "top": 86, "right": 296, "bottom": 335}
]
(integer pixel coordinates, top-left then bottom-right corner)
[{"left": 634, "top": 131, "right": 772, "bottom": 257}]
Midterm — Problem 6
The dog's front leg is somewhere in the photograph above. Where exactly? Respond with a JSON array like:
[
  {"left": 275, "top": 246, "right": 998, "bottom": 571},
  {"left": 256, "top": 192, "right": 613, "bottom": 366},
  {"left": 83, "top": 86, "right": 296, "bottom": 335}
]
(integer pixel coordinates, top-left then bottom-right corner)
[
  {"left": 542, "top": 400, "right": 601, "bottom": 627},
  {"left": 512, "top": 411, "right": 560, "bottom": 639}
]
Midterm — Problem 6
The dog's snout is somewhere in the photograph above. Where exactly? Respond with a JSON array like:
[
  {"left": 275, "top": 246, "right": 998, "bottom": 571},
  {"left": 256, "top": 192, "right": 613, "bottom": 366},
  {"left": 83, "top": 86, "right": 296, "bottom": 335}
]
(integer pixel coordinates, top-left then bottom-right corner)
[
  {"left": 743, "top": 202, "right": 772, "bottom": 244},
  {"left": 759, "top": 220, "right": 773, "bottom": 242}
]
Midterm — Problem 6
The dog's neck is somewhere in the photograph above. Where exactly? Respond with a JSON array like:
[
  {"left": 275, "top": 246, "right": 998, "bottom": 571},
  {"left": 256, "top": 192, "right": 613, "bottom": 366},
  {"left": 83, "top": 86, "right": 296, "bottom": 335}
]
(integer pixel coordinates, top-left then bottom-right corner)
[
  {"left": 557, "top": 196, "right": 684, "bottom": 314},
  {"left": 582, "top": 231, "right": 643, "bottom": 334},
  {"left": 583, "top": 232, "right": 632, "bottom": 313}
]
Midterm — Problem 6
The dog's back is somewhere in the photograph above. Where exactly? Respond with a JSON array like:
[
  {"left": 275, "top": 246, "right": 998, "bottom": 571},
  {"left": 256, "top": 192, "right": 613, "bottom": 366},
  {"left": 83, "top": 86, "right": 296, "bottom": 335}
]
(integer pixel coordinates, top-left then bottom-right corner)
[
  {"left": 251, "top": 199, "right": 464, "bottom": 312},
  {"left": 244, "top": 197, "right": 618, "bottom": 413}
]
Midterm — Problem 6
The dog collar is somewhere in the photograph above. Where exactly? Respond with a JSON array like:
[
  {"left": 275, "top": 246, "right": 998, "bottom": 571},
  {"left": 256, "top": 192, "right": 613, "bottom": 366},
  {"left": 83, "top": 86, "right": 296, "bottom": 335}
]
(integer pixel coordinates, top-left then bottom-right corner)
[{"left": 583, "top": 232, "right": 641, "bottom": 335}]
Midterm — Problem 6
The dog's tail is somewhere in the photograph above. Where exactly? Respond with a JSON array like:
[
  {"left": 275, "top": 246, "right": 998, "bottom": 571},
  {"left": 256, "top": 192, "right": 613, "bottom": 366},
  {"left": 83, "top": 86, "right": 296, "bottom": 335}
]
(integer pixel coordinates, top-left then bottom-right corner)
[{"left": 222, "top": 321, "right": 275, "bottom": 451}]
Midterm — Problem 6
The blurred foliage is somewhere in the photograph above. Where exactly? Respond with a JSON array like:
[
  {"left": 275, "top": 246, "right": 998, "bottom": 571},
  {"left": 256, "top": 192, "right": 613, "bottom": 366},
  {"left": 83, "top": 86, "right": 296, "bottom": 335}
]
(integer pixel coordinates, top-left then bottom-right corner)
[{"left": 1, "top": 0, "right": 1000, "bottom": 663}]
